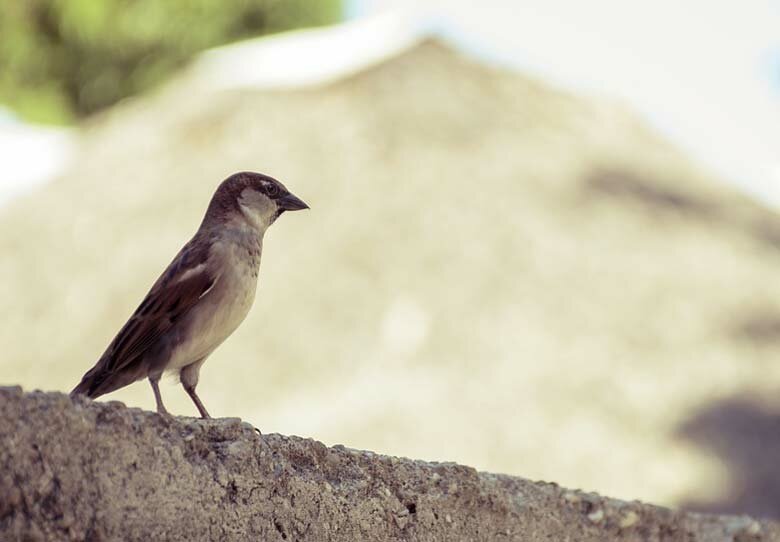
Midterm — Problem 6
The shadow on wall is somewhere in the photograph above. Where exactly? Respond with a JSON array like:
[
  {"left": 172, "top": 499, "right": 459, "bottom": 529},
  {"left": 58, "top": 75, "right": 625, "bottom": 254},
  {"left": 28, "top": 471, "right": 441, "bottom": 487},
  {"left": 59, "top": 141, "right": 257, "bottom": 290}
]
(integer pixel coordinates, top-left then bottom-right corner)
[
  {"left": 584, "top": 169, "right": 720, "bottom": 220},
  {"left": 582, "top": 169, "right": 780, "bottom": 252},
  {"left": 676, "top": 396, "right": 780, "bottom": 520},
  {"left": 733, "top": 309, "right": 780, "bottom": 346}
]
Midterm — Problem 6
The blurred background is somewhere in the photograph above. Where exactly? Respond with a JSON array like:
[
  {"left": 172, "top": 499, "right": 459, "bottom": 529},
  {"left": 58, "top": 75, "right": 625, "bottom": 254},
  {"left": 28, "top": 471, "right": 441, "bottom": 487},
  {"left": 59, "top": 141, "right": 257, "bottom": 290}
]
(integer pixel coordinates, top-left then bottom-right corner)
[{"left": 2, "top": 0, "right": 780, "bottom": 520}]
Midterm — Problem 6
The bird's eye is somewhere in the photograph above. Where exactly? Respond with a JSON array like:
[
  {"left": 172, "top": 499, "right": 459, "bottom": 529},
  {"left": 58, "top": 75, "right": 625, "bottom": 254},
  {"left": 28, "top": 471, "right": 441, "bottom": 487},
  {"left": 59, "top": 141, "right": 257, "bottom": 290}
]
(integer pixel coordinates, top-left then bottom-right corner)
[{"left": 264, "top": 183, "right": 279, "bottom": 197}]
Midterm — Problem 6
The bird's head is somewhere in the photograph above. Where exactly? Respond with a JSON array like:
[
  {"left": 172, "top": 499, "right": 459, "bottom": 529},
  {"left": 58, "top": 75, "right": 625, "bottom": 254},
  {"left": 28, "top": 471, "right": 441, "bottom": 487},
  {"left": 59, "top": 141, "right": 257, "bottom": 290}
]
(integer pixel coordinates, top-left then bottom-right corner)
[{"left": 204, "top": 171, "right": 309, "bottom": 231}]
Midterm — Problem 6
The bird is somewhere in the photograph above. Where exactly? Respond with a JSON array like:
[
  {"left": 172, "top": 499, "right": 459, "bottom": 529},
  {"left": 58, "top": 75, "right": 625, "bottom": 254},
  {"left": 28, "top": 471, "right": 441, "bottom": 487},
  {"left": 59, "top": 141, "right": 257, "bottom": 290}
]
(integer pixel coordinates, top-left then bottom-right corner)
[{"left": 70, "top": 171, "right": 308, "bottom": 418}]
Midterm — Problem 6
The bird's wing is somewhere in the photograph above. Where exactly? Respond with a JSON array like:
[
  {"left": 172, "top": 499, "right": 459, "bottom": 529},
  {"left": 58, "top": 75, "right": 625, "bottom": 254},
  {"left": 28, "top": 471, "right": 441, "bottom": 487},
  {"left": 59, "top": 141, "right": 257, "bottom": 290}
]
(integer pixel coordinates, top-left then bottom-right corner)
[{"left": 99, "top": 240, "right": 218, "bottom": 377}]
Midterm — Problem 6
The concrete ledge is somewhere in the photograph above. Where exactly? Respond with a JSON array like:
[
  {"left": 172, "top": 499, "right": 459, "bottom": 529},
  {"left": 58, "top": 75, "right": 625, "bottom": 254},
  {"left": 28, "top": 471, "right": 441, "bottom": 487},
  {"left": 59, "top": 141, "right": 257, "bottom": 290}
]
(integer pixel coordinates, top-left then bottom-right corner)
[{"left": 0, "top": 387, "right": 777, "bottom": 541}]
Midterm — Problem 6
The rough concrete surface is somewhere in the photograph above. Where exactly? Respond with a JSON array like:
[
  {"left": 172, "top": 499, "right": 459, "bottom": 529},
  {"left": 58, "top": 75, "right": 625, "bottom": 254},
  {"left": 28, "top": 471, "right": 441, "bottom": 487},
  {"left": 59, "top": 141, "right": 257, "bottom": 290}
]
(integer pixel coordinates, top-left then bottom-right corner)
[{"left": 0, "top": 388, "right": 777, "bottom": 541}]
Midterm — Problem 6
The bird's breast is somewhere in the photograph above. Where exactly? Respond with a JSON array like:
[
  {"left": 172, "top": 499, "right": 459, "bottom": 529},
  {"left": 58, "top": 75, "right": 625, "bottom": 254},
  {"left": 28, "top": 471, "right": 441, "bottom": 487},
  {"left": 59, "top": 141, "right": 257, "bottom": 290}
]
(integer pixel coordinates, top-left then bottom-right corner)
[{"left": 165, "top": 234, "right": 263, "bottom": 371}]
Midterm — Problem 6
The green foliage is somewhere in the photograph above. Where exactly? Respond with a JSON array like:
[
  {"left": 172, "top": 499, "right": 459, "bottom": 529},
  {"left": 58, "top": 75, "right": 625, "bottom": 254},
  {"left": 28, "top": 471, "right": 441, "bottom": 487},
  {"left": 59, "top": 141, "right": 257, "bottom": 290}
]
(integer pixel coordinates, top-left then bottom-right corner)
[{"left": 0, "top": 0, "right": 341, "bottom": 124}]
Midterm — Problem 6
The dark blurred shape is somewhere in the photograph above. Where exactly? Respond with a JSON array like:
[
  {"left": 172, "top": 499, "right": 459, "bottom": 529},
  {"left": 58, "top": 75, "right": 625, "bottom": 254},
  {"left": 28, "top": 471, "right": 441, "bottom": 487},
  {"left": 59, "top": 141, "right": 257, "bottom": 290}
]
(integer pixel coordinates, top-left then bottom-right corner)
[
  {"left": 585, "top": 168, "right": 780, "bottom": 254},
  {"left": 733, "top": 310, "right": 780, "bottom": 346},
  {"left": 677, "top": 396, "right": 780, "bottom": 519},
  {"left": 0, "top": 0, "right": 341, "bottom": 123},
  {"left": 751, "top": 216, "right": 780, "bottom": 250},
  {"left": 584, "top": 169, "right": 720, "bottom": 219}
]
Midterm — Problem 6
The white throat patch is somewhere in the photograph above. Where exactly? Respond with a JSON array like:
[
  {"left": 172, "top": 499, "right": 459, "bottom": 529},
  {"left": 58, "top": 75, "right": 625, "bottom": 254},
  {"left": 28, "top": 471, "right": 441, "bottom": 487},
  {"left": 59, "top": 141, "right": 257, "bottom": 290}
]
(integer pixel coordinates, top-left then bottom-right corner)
[{"left": 238, "top": 188, "right": 276, "bottom": 230}]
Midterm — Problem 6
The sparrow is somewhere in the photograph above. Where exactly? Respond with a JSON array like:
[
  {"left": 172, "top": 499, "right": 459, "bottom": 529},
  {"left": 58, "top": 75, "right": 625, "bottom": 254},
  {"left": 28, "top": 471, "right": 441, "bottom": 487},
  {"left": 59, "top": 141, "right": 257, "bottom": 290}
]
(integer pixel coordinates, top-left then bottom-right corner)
[{"left": 70, "top": 171, "right": 308, "bottom": 418}]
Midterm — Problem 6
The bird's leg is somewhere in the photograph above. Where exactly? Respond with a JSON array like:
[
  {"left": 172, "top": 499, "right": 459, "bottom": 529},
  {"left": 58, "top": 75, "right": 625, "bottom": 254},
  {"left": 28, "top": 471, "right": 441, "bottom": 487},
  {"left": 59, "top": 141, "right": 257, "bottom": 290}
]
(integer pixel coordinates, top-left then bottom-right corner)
[
  {"left": 181, "top": 358, "right": 211, "bottom": 419},
  {"left": 184, "top": 385, "right": 211, "bottom": 419},
  {"left": 148, "top": 374, "right": 169, "bottom": 416}
]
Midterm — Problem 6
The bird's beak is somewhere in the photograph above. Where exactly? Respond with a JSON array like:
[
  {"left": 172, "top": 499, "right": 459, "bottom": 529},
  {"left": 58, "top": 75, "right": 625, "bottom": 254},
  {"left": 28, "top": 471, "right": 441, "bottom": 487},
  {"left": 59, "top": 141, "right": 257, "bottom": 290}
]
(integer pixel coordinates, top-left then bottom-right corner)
[{"left": 277, "top": 192, "right": 309, "bottom": 211}]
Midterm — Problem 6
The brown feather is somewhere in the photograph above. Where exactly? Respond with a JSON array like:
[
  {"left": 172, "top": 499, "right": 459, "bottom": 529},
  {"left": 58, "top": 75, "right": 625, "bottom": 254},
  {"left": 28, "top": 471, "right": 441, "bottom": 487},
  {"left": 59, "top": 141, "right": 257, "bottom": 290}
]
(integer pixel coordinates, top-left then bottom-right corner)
[{"left": 71, "top": 240, "right": 216, "bottom": 398}]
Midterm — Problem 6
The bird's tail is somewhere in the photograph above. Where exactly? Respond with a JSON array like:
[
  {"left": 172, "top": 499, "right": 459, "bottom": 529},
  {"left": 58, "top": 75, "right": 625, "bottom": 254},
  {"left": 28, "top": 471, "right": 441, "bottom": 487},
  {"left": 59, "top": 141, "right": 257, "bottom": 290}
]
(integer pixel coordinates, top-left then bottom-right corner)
[
  {"left": 70, "top": 365, "right": 102, "bottom": 398},
  {"left": 71, "top": 356, "right": 144, "bottom": 399},
  {"left": 71, "top": 357, "right": 119, "bottom": 398}
]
